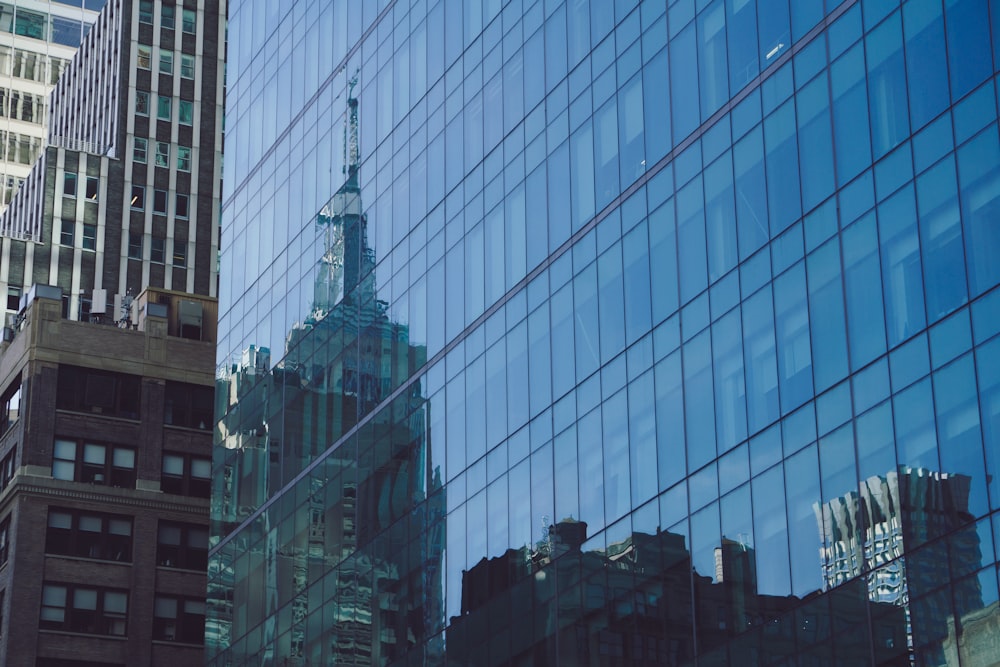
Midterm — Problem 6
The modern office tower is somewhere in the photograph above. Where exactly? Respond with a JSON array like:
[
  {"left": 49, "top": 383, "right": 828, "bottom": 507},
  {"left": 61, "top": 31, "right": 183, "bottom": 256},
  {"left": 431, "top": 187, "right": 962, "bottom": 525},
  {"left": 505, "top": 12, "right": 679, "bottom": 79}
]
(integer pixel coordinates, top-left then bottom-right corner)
[
  {"left": 0, "top": 286, "right": 216, "bottom": 665},
  {"left": 0, "top": 0, "right": 105, "bottom": 210},
  {"left": 210, "top": 1, "right": 1000, "bottom": 665},
  {"left": 0, "top": 0, "right": 224, "bottom": 323}
]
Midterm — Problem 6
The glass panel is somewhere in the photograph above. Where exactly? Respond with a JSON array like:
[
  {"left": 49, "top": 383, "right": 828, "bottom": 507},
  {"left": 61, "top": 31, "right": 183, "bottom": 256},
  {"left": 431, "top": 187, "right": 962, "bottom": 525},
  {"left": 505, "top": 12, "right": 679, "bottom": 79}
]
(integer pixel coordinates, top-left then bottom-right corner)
[
  {"left": 79, "top": 515, "right": 101, "bottom": 532},
  {"left": 109, "top": 518, "right": 131, "bottom": 536},
  {"left": 163, "top": 454, "right": 184, "bottom": 475},
  {"left": 48, "top": 511, "right": 72, "bottom": 529},
  {"left": 112, "top": 448, "right": 135, "bottom": 468},
  {"left": 83, "top": 444, "right": 105, "bottom": 465},
  {"left": 73, "top": 588, "right": 98, "bottom": 610},
  {"left": 155, "top": 597, "right": 177, "bottom": 617},
  {"left": 103, "top": 591, "right": 127, "bottom": 614}
]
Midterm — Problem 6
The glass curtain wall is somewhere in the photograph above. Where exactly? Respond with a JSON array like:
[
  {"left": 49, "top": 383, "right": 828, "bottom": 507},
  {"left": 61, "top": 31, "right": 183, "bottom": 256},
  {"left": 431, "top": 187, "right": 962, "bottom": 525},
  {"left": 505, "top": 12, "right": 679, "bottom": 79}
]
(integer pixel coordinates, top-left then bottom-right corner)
[{"left": 210, "top": 0, "right": 1000, "bottom": 665}]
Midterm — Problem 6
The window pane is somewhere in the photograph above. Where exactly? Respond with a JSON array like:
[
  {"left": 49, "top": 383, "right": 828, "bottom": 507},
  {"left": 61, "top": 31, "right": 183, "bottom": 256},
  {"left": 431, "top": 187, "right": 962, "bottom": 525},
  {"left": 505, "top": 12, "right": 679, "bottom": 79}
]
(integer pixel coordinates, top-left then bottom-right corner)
[
  {"left": 158, "top": 525, "right": 181, "bottom": 544},
  {"left": 113, "top": 448, "right": 135, "bottom": 468},
  {"left": 83, "top": 444, "right": 105, "bottom": 465},
  {"left": 155, "top": 597, "right": 177, "bottom": 617},
  {"left": 104, "top": 591, "right": 127, "bottom": 614},
  {"left": 73, "top": 588, "right": 98, "bottom": 610},
  {"left": 48, "top": 511, "right": 72, "bottom": 529},
  {"left": 109, "top": 518, "right": 131, "bottom": 536},
  {"left": 52, "top": 460, "right": 75, "bottom": 480},
  {"left": 42, "top": 586, "right": 66, "bottom": 606},
  {"left": 191, "top": 458, "right": 211, "bottom": 479},
  {"left": 163, "top": 454, "right": 184, "bottom": 475},
  {"left": 54, "top": 439, "right": 76, "bottom": 459},
  {"left": 79, "top": 515, "right": 101, "bottom": 532}
]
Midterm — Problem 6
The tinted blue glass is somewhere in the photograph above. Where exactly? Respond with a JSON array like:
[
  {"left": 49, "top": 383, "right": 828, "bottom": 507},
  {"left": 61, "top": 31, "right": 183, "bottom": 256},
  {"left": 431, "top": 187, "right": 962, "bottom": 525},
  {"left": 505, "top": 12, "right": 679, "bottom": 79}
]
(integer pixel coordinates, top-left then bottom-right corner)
[
  {"left": 733, "top": 126, "right": 769, "bottom": 258},
  {"left": 903, "top": 0, "right": 948, "bottom": 131},
  {"left": 656, "top": 350, "right": 686, "bottom": 488},
  {"left": 643, "top": 49, "right": 671, "bottom": 163},
  {"left": 742, "top": 285, "right": 780, "bottom": 433},
  {"left": 774, "top": 263, "right": 813, "bottom": 413},
  {"left": 698, "top": 0, "right": 729, "bottom": 118},
  {"left": 757, "top": 0, "right": 791, "bottom": 67},
  {"left": 945, "top": 0, "right": 993, "bottom": 100},
  {"left": 879, "top": 184, "right": 927, "bottom": 346},
  {"left": 866, "top": 11, "right": 909, "bottom": 159},
  {"left": 670, "top": 23, "right": 700, "bottom": 140},
  {"left": 916, "top": 156, "right": 968, "bottom": 321},
  {"left": 807, "top": 238, "right": 849, "bottom": 392},
  {"left": 843, "top": 213, "right": 888, "bottom": 368},
  {"left": 684, "top": 330, "right": 717, "bottom": 471},
  {"left": 831, "top": 44, "right": 873, "bottom": 187},
  {"left": 764, "top": 100, "right": 802, "bottom": 233},
  {"left": 214, "top": 2, "right": 1000, "bottom": 663},
  {"left": 958, "top": 126, "right": 1000, "bottom": 298}
]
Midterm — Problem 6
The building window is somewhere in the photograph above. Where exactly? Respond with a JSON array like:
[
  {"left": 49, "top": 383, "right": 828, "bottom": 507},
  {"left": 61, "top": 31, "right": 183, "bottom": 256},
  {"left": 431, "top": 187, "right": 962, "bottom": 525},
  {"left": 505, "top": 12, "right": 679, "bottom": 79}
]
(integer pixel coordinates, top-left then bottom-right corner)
[
  {"left": 159, "top": 49, "right": 173, "bottom": 74},
  {"left": 172, "top": 243, "right": 186, "bottom": 268},
  {"left": 60, "top": 219, "right": 74, "bottom": 246},
  {"left": 180, "top": 54, "right": 195, "bottom": 79},
  {"left": 155, "top": 142, "right": 169, "bottom": 168},
  {"left": 0, "top": 378, "right": 20, "bottom": 435},
  {"left": 82, "top": 224, "right": 96, "bottom": 251},
  {"left": 157, "top": 522, "right": 208, "bottom": 570},
  {"left": 151, "top": 237, "right": 165, "bottom": 263},
  {"left": 6, "top": 287, "right": 20, "bottom": 312},
  {"left": 85, "top": 176, "right": 98, "bottom": 201},
  {"left": 177, "top": 146, "right": 191, "bottom": 171},
  {"left": 136, "top": 90, "right": 149, "bottom": 115},
  {"left": 175, "top": 193, "right": 189, "bottom": 218},
  {"left": 0, "top": 515, "right": 9, "bottom": 566},
  {"left": 161, "top": 4, "right": 175, "bottom": 29},
  {"left": 162, "top": 453, "right": 211, "bottom": 498},
  {"left": 165, "top": 382, "right": 214, "bottom": 430},
  {"left": 153, "top": 188, "right": 167, "bottom": 214},
  {"left": 133, "top": 137, "right": 147, "bottom": 163},
  {"left": 182, "top": 9, "right": 196, "bottom": 34},
  {"left": 52, "top": 439, "right": 137, "bottom": 488},
  {"left": 157, "top": 95, "right": 171, "bottom": 120},
  {"left": 137, "top": 44, "right": 151, "bottom": 69},
  {"left": 15, "top": 10, "right": 46, "bottom": 40},
  {"left": 46, "top": 508, "right": 132, "bottom": 562},
  {"left": 178, "top": 99, "right": 193, "bottom": 125},
  {"left": 130, "top": 185, "right": 144, "bottom": 209},
  {"left": 153, "top": 596, "right": 204, "bottom": 644},
  {"left": 128, "top": 233, "right": 142, "bottom": 260},
  {"left": 56, "top": 365, "right": 141, "bottom": 419},
  {"left": 40, "top": 583, "right": 128, "bottom": 636},
  {"left": 0, "top": 450, "right": 15, "bottom": 493},
  {"left": 138, "top": 0, "right": 153, "bottom": 24},
  {"left": 63, "top": 173, "right": 76, "bottom": 197}
]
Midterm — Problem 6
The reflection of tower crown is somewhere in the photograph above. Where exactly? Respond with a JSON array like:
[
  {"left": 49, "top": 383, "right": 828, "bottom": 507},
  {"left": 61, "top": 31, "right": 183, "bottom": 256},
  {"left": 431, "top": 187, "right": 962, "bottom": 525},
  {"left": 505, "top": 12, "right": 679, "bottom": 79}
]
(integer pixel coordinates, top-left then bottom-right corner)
[{"left": 313, "top": 81, "right": 376, "bottom": 316}]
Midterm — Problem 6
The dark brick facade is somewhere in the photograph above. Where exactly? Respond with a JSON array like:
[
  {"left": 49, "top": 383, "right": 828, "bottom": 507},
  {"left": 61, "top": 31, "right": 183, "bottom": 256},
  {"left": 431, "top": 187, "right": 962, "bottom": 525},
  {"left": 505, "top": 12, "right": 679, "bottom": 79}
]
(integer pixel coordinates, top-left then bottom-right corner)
[{"left": 0, "top": 290, "right": 214, "bottom": 665}]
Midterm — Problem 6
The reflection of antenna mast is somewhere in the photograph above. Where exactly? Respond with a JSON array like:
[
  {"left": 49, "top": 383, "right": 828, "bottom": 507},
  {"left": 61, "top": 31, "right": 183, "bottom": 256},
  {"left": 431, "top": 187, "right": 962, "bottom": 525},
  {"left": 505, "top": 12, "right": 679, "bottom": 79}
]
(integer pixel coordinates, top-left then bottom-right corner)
[{"left": 344, "top": 70, "right": 359, "bottom": 183}]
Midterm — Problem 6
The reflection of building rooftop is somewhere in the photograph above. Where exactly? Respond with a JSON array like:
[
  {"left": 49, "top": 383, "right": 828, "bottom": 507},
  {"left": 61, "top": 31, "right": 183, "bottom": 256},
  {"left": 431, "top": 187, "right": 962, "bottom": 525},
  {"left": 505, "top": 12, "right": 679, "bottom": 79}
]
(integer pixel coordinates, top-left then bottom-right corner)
[{"left": 449, "top": 518, "right": 910, "bottom": 666}]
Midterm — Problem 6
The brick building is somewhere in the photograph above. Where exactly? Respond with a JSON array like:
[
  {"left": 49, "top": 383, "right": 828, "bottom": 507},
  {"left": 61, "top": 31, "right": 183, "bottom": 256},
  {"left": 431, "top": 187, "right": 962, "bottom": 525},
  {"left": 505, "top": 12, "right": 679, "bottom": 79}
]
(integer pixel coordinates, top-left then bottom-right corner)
[{"left": 0, "top": 285, "right": 216, "bottom": 665}]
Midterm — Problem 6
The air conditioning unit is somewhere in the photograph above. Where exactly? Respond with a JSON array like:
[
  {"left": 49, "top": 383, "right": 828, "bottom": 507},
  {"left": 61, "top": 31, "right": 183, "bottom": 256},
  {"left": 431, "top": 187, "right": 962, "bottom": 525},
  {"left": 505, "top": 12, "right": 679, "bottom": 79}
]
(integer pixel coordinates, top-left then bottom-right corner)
[{"left": 2, "top": 326, "right": 13, "bottom": 342}]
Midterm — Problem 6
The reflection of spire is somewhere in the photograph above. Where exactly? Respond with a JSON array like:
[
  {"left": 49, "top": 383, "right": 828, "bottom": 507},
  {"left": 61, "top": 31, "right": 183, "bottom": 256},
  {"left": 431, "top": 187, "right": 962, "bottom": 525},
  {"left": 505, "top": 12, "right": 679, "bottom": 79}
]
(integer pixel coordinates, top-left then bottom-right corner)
[{"left": 313, "top": 73, "right": 376, "bottom": 319}]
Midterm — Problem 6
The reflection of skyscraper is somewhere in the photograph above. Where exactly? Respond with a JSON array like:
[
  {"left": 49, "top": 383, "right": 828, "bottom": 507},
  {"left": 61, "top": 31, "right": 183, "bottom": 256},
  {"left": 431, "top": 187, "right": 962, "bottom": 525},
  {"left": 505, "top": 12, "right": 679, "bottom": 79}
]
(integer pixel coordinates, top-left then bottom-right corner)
[
  {"left": 816, "top": 466, "right": 986, "bottom": 663},
  {"left": 209, "top": 91, "right": 441, "bottom": 665}
]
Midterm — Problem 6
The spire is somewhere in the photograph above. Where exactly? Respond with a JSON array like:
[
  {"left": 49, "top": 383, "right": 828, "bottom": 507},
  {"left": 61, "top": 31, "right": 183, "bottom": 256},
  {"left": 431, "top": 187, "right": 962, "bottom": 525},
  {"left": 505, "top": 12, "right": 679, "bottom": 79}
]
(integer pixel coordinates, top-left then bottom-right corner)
[{"left": 344, "top": 71, "right": 360, "bottom": 189}]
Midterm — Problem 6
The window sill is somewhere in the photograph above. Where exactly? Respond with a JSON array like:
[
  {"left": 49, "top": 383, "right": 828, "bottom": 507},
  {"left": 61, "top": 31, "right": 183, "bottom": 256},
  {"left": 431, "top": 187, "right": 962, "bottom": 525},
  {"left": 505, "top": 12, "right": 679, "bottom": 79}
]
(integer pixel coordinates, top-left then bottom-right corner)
[
  {"left": 45, "top": 553, "right": 132, "bottom": 566},
  {"left": 38, "top": 628, "right": 128, "bottom": 641}
]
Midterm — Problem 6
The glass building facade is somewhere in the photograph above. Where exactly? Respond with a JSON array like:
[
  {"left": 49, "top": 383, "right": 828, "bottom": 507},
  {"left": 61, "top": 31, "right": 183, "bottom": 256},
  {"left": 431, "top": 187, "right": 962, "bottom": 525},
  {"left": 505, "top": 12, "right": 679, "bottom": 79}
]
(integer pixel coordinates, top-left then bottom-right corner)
[{"left": 209, "top": 0, "right": 1000, "bottom": 664}]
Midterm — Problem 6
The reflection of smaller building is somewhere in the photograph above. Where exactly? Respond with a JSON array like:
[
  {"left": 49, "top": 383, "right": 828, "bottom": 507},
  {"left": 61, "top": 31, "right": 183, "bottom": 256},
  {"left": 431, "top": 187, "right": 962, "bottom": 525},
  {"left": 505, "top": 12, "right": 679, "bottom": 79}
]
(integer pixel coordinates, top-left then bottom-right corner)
[
  {"left": 447, "top": 519, "right": 907, "bottom": 666},
  {"left": 815, "top": 466, "right": 987, "bottom": 665}
]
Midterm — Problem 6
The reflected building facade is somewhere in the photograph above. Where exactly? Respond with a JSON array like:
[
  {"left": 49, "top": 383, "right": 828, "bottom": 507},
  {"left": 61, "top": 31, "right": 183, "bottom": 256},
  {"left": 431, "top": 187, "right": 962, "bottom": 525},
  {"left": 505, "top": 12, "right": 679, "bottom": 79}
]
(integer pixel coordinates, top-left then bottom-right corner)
[{"left": 211, "top": 0, "right": 1000, "bottom": 665}]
